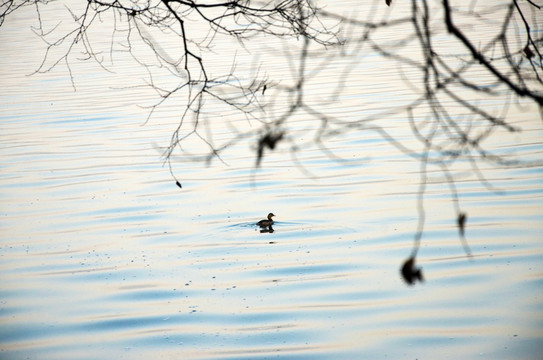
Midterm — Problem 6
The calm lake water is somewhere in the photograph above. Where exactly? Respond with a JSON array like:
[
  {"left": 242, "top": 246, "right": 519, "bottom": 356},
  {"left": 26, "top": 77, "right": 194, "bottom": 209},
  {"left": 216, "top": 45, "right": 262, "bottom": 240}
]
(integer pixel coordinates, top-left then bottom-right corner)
[{"left": 1, "top": 1, "right": 542, "bottom": 359}]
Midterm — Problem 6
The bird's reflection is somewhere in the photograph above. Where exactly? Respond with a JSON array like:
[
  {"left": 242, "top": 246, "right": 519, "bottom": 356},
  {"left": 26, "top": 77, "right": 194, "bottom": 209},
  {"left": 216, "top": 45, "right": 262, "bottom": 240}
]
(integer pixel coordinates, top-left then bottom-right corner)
[{"left": 259, "top": 225, "right": 274, "bottom": 233}]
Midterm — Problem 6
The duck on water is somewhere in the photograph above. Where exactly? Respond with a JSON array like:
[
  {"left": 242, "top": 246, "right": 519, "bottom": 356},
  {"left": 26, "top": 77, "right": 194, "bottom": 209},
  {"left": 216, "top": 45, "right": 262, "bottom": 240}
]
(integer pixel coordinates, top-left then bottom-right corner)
[{"left": 257, "top": 213, "right": 275, "bottom": 227}]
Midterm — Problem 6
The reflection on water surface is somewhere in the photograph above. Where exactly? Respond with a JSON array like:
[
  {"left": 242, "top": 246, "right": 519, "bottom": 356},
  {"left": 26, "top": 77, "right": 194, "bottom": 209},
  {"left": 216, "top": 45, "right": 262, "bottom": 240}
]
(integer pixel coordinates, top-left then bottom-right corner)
[{"left": 1, "top": 1, "right": 542, "bottom": 359}]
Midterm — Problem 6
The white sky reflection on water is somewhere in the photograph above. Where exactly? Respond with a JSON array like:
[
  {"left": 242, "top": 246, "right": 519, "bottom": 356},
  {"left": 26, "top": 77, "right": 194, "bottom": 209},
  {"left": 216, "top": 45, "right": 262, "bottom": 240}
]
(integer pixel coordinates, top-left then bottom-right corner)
[{"left": 1, "top": 1, "right": 543, "bottom": 359}]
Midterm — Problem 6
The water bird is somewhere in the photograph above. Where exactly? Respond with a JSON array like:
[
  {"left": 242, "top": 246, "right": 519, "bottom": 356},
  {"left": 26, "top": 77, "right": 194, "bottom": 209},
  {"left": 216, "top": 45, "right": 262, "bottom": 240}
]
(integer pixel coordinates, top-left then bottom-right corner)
[{"left": 257, "top": 213, "right": 275, "bottom": 227}]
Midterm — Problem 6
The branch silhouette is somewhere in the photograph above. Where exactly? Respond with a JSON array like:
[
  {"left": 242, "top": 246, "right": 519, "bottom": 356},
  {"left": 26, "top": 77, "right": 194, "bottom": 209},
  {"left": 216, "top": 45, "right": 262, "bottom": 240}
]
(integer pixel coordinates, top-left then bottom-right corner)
[{"left": 3, "top": 0, "right": 542, "bottom": 285}]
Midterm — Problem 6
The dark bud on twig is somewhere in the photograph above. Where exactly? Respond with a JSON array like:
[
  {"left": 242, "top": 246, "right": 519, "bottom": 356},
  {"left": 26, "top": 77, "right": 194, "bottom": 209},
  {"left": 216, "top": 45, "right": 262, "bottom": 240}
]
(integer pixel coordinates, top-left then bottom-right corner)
[
  {"left": 386, "top": 0, "right": 392, "bottom": 6},
  {"left": 401, "top": 256, "right": 424, "bottom": 286},
  {"left": 524, "top": 45, "right": 534, "bottom": 59},
  {"left": 176, "top": 181, "right": 182, "bottom": 189},
  {"left": 457, "top": 212, "right": 467, "bottom": 237},
  {"left": 256, "top": 131, "right": 284, "bottom": 166},
  {"left": 262, "top": 84, "right": 267, "bottom": 95},
  {"left": 457, "top": 212, "right": 473, "bottom": 257}
]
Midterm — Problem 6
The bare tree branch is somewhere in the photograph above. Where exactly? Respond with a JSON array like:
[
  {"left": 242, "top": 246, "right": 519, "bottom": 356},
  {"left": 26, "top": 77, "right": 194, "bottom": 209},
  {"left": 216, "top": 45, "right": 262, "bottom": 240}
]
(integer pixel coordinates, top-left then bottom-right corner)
[{"left": 2, "top": 0, "right": 542, "bottom": 284}]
